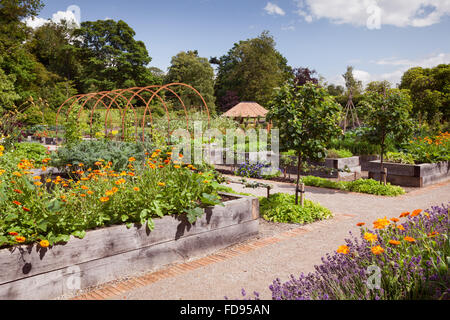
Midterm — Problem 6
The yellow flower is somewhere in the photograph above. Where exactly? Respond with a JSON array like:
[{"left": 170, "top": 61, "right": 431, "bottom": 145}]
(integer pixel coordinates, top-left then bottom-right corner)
[
  {"left": 373, "top": 217, "right": 390, "bottom": 229},
  {"left": 105, "top": 190, "right": 114, "bottom": 196},
  {"left": 115, "top": 178, "right": 126, "bottom": 185},
  {"left": 174, "top": 165, "right": 181, "bottom": 169},
  {"left": 128, "top": 157, "right": 136, "bottom": 162},
  {"left": 371, "top": 246, "right": 384, "bottom": 255},
  {"left": 363, "top": 232, "right": 378, "bottom": 243},
  {"left": 100, "top": 197, "right": 110, "bottom": 202},
  {"left": 133, "top": 187, "right": 140, "bottom": 192},
  {"left": 34, "top": 181, "right": 43, "bottom": 186},
  {"left": 39, "top": 240, "right": 50, "bottom": 248},
  {"left": 336, "top": 245, "right": 349, "bottom": 254},
  {"left": 158, "top": 182, "right": 166, "bottom": 187}
]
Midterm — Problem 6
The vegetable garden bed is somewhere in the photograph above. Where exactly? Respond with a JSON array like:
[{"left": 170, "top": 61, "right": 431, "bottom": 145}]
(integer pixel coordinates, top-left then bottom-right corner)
[
  {"left": 368, "top": 160, "right": 450, "bottom": 187},
  {"left": 0, "top": 193, "right": 259, "bottom": 300}
]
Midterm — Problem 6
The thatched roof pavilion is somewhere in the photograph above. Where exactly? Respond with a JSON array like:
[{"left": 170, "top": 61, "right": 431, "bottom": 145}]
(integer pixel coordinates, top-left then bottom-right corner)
[{"left": 222, "top": 102, "right": 269, "bottom": 119}]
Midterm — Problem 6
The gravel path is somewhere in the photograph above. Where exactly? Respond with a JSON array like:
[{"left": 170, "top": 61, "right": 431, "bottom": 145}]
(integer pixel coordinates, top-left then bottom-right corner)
[{"left": 86, "top": 177, "right": 450, "bottom": 300}]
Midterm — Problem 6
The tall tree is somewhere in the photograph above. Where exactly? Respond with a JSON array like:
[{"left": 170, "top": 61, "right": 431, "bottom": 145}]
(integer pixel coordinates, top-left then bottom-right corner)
[
  {"left": 292, "top": 67, "right": 318, "bottom": 87},
  {"left": 365, "top": 80, "right": 391, "bottom": 94},
  {"left": 267, "top": 82, "right": 342, "bottom": 204},
  {"left": 399, "top": 64, "right": 450, "bottom": 122},
  {"left": 73, "top": 19, "right": 156, "bottom": 92},
  {"left": 165, "top": 50, "right": 216, "bottom": 112},
  {"left": 215, "top": 31, "right": 292, "bottom": 110},
  {"left": 342, "top": 66, "right": 363, "bottom": 96}
]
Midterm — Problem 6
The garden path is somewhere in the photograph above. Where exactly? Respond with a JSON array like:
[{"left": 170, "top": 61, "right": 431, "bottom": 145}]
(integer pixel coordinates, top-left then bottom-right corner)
[{"left": 72, "top": 178, "right": 450, "bottom": 300}]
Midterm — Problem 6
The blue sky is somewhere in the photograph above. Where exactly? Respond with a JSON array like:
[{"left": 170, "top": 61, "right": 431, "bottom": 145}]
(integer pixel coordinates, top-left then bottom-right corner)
[{"left": 26, "top": 0, "right": 450, "bottom": 87}]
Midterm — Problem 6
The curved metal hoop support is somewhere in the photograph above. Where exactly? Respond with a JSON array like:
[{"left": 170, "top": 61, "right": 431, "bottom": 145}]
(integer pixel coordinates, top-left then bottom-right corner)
[{"left": 55, "top": 83, "right": 210, "bottom": 143}]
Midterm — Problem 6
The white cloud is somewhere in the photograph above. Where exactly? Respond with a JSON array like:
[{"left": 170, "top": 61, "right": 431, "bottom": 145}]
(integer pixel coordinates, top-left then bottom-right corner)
[
  {"left": 295, "top": 0, "right": 450, "bottom": 27},
  {"left": 335, "top": 53, "right": 450, "bottom": 87},
  {"left": 281, "top": 25, "right": 296, "bottom": 31},
  {"left": 23, "top": 9, "right": 80, "bottom": 29},
  {"left": 264, "top": 2, "right": 286, "bottom": 16}
]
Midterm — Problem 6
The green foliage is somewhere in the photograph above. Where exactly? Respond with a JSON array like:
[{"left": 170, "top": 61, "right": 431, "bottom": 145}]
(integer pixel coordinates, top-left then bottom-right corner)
[
  {"left": 73, "top": 19, "right": 157, "bottom": 92},
  {"left": 259, "top": 193, "right": 332, "bottom": 224},
  {"left": 0, "top": 142, "right": 48, "bottom": 170},
  {"left": 0, "top": 155, "right": 224, "bottom": 247},
  {"left": 384, "top": 152, "right": 415, "bottom": 164},
  {"left": 326, "top": 148, "right": 353, "bottom": 158},
  {"left": 267, "top": 82, "right": 342, "bottom": 161},
  {"left": 165, "top": 50, "right": 216, "bottom": 113},
  {"left": 361, "top": 89, "right": 414, "bottom": 166},
  {"left": 344, "top": 179, "right": 405, "bottom": 196},
  {"left": 342, "top": 66, "right": 363, "bottom": 96},
  {"left": 300, "top": 176, "right": 405, "bottom": 196},
  {"left": 399, "top": 64, "right": 450, "bottom": 123},
  {"left": 405, "top": 132, "right": 450, "bottom": 163},
  {"left": 214, "top": 31, "right": 292, "bottom": 110},
  {"left": 63, "top": 104, "right": 82, "bottom": 147},
  {"left": 51, "top": 139, "right": 155, "bottom": 172}
]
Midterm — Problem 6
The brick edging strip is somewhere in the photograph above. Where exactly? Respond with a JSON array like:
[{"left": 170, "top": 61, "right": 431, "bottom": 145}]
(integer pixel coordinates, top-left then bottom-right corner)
[{"left": 71, "top": 212, "right": 355, "bottom": 300}]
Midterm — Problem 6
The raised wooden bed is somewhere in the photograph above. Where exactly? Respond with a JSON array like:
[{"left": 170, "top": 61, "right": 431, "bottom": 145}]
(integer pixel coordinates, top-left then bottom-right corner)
[
  {"left": 368, "top": 160, "right": 450, "bottom": 187},
  {"left": 0, "top": 193, "right": 259, "bottom": 300}
]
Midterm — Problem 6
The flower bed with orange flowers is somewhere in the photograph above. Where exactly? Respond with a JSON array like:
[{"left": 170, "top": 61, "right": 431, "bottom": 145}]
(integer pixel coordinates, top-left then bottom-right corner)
[
  {"left": 0, "top": 144, "right": 227, "bottom": 249},
  {"left": 406, "top": 132, "right": 450, "bottom": 164},
  {"left": 241, "top": 205, "right": 449, "bottom": 300}
]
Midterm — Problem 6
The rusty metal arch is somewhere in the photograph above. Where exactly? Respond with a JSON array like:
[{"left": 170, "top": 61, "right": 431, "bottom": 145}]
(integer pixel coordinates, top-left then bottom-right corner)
[
  {"left": 141, "top": 82, "right": 210, "bottom": 141},
  {"left": 55, "top": 83, "right": 210, "bottom": 143}
]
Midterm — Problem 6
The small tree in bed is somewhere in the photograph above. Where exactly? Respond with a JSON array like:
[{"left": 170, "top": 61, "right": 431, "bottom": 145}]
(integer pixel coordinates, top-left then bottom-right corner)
[
  {"left": 267, "top": 82, "right": 342, "bottom": 205},
  {"left": 361, "top": 89, "right": 414, "bottom": 183}
]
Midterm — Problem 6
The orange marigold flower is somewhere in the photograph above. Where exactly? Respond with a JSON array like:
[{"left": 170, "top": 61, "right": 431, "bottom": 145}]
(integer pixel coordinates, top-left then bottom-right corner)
[
  {"left": 128, "top": 157, "right": 136, "bottom": 162},
  {"left": 336, "top": 245, "right": 349, "bottom": 254},
  {"left": 81, "top": 185, "right": 89, "bottom": 190},
  {"left": 404, "top": 236, "right": 416, "bottom": 243},
  {"left": 13, "top": 189, "right": 23, "bottom": 194},
  {"left": 115, "top": 178, "right": 126, "bottom": 185},
  {"left": 15, "top": 236, "right": 26, "bottom": 243},
  {"left": 111, "top": 187, "right": 118, "bottom": 193},
  {"left": 411, "top": 209, "right": 422, "bottom": 217},
  {"left": 174, "top": 165, "right": 181, "bottom": 169},
  {"left": 389, "top": 240, "right": 401, "bottom": 246},
  {"left": 371, "top": 246, "right": 384, "bottom": 255},
  {"left": 133, "top": 187, "right": 140, "bottom": 192},
  {"left": 203, "top": 180, "right": 209, "bottom": 184},
  {"left": 390, "top": 218, "right": 399, "bottom": 223},
  {"left": 33, "top": 176, "right": 41, "bottom": 180},
  {"left": 373, "top": 217, "right": 390, "bottom": 229},
  {"left": 13, "top": 200, "right": 22, "bottom": 206},
  {"left": 158, "top": 182, "right": 166, "bottom": 187},
  {"left": 364, "top": 232, "right": 378, "bottom": 243},
  {"left": 356, "top": 222, "right": 365, "bottom": 227},
  {"left": 22, "top": 206, "right": 30, "bottom": 212},
  {"left": 159, "top": 165, "right": 164, "bottom": 168},
  {"left": 34, "top": 181, "right": 43, "bottom": 186},
  {"left": 164, "top": 159, "right": 170, "bottom": 164},
  {"left": 39, "top": 240, "right": 50, "bottom": 248},
  {"left": 427, "top": 231, "right": 439, "bottom": 238},
  {"left": 100, "top": 197, "right": 110, "bottom": 202},
  {"left": 105, "top": 190, "right": 114, "bottom": 196},
  {"left": 80, "top": 194, "right": 86, "bottom": 197},
  {"left": 8, "top": 232, "right": 18, "bottom": 236},
  {"left": 397, "top": 225, "right": 405, "bottom": 231},
  {"left": 87, "top": 191, "right": 94, "bottom": 195},
  {"left": 399, "top": 211, "right": 410, "bottom": 218}
]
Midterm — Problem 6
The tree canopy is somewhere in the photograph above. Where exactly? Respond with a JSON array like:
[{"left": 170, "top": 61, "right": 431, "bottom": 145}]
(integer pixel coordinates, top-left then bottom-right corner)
[
  {"left": 165, "top": 50, "right": 216, "bottom": 112},
  {"left": 399, "top": 64, "right": 450, "bottom": 122},
  {"left": 214, "top": 31, "right": 292, "bottom": 111},
  {"left": 73, "top": 19, "right": 157, "bottom": 92}
]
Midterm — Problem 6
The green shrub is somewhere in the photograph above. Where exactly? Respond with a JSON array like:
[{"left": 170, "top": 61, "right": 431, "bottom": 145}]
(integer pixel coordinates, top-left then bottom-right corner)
[
  {"left": 300, "top": 176, "right": 405, "bottom": 196},
  {"left": 385, "top": 152, "right": 415, "bottom": 164},
  {"left": 0, "top": 142, "right": 49, "bottom": 170},
  {"left": 344, "top": 179, "right": 406, "bottom": 196},
  {"left": 326, "top": 148, "right": 353, "bottom": 158},
  {"left": 259, "top": 193, "right": 332, "bottom": 224},
  {"left": 51, "top": 140, "right": 156, "bottom": 172}
]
